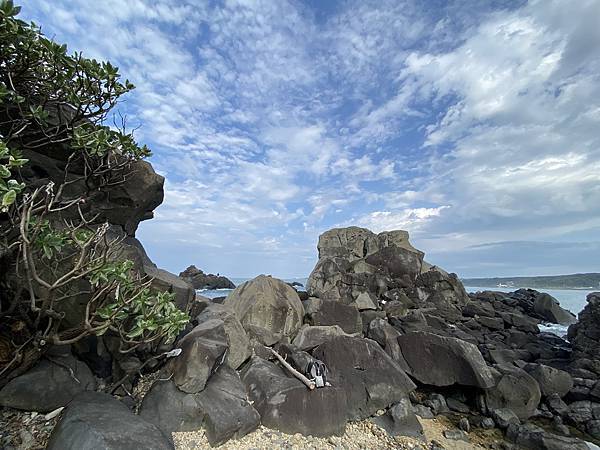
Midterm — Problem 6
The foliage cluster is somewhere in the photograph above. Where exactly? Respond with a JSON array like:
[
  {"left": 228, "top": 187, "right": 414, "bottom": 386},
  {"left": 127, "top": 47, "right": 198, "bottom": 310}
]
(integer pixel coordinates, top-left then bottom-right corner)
[{"left": 0, "top": 1, "right": 187, "bottom": 380}]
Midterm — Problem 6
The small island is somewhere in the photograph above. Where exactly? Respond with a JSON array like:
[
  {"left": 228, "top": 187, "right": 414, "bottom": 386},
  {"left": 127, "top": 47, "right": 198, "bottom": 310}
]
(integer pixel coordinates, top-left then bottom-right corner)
[
  {"left": 462, "top": 273, "right": 600, "bottom": 290},
  {"left": 179, "top": 265, "right": 236, "bottom": 290}
]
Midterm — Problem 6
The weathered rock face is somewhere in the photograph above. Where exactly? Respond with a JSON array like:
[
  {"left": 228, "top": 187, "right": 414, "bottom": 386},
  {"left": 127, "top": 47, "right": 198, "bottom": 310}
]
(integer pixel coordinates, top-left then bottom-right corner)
[
  {"left": 0, "top": 353, "right": 96, "bottom": 412},
  {"left": 568, "top": 292, "right": 600, "bottom": 365},
  {"left": 313, "top": 336, "right": 416, "bottom": 420},
  {"left": 316, "top": 227, "right": 423, "bottom": 262},
  {"left": 397, "top": 331, "right": 495, "bottom": 388},
  {"left": 367, "top": 318, "right": 403, "bottom": 361},
  {"left": 291, "top": 325, "right": 352, "bottom": 351},
  {"left": 171, "top": 319, "right": 228, "bottom": 393},
  {"left": 410, "top": 270, "right": 470, "bottom": 313},
  {"left": 506, "top": 422, "right": 591, "bottom": 450},
  {"left": 303, "top": 297, "right": 363, "bottom": 334},
  {"left": 20, "top": 149, "right": 164, "bottom": 236},
  {"left": 47, "top": 391, "right": 173, "bottom": 450},
  {"left": 372, "top": 397, "right": 423, "bottom": 438},
  {"left": 524, "top": 363, "right": 573, "bottom": 398},
  {"left": 140, "top": 366, "right": 259, "bottom": 446},
  {"left": 485, "top": 365, "right": 541, "bottom": 420},
  {"left": 195, "top": 303, "right": 251, "bottom": 369},
  {"left": 194, "top": 365, "right": 261, "bottom": 446},
  {"left": 139, "top": 379, "right": 204, "bottom": 436},
  {"left": 533, "top": 293, "right": 576, "bottom": 325},
  {"left": 241, "top": 357, "right": 348, "bottom": 436},
  {"left": 179, "top": 265, "right": 235, "bottom": 290},
  {"left": 226, "top": 275, "right": 304, "bottom": 343},
  {"left": 306, "top": 227, "right": 427, "bottom": 304}
]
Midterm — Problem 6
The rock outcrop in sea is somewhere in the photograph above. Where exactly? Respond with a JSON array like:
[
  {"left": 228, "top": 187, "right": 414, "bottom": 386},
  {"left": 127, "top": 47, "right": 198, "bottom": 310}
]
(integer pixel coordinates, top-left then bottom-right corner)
[
  {"left": 3, "top": 217, "right": 600, "bottom": 448},
  {"left": 179, "top": 265, "right": 236, "bottom": 290}
]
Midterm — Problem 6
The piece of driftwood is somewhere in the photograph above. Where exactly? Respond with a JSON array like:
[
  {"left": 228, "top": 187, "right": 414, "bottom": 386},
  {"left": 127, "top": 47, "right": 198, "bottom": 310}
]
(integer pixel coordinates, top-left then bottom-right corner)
[{"left": 270, "top": 348, "right": 315, "bottom": 390}]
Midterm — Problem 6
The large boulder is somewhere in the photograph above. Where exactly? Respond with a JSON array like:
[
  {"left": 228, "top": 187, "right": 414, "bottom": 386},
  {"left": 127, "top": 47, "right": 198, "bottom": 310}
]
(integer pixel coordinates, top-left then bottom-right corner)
[
  {"left": 179, "top": 265, "right": 235, "bottom": 290},
  {"left": 525, "top": 363, "right": 573, "bottom": 398},
  {"left": 371, "top": 397, "right": 423, "bottom": 438},
  {"left": 313, "top": 336, "right": 416, "bottom": 419},
  {"left": 291, "top": 325, "right": 351, "bottom": 351},
  {"left": 410, "top": 270, "right": 470, "bottom": 313},
  {"left": 170, "top": 319, "right": 228, "bottom": 393},
  {"left": 139, "top": 379, "right": 204, "bottom": 436},
  {"left": 364, "top": 246, "right": 423, "bottom": 283},
  {"left": 47, "top": 391, "right": 173, "bottom": 450},
  {"left": 0, "top": 353, "right": 95, "bottom": 412},
  {"left": 303, "top": 297, "right": 363, "bottom": 334},
  {"left": 92, "top": 160, "right": 164, "bottom": 236},
  {"left": 240, "top": 357, "right": 348, "bottom": 436},
  {"left": 568, "top": 293, "right": 600, "bottom": 367},
  {"left": 226, "top": 275, "right": 304, "bottom": 343},
  {"left": 506, "top": 422, "right": 592, "bottom": 450},
  {"left": 367, "top": 318, "right": 403, "bottom": 361},
  {"left": 397, "top": 331, "right": 495, "bottom": 388},
  {"left": 195, "top": 303, "right": 251, "bottom": 369},
  {"left": 20, "top": 150, "right": 164, "bottom": 236},
  {"left": 140, "top": 366, "right": 259, "bottom": 446},
  {"left": 315, "top": 227, "right": 422, "bottom": 262},
  {"left": 485, "top": 365, "right": 542, "bottom": 420},
  {"left": 533, "top": 293, "right": 576, "bottom": 325},
  {"left": 194, "top": 365, "right": 260, "bottom": 446},
  {"left": 144, "top": 264, "right": 195, "bottom": 313},
  {"left": 306, "top": 227, "right": 425, "bottom": 303}
]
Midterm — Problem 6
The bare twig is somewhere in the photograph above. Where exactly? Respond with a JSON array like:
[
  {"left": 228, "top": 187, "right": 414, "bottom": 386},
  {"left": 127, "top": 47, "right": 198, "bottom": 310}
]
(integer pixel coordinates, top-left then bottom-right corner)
[{"left": 270, "top": 348, "right": 315, "bottom": 390}]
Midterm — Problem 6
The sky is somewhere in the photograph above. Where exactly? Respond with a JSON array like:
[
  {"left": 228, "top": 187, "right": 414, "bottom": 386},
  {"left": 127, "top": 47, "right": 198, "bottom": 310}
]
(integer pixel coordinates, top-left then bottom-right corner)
[{"left": 22, "top": 0, "right": 600, "bottom": 279}]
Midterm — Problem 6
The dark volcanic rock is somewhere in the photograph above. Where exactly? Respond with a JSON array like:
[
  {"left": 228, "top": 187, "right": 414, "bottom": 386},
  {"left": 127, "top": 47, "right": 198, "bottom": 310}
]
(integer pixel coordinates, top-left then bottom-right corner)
[
  {"left": 506, "top": 422, "right": 591, "bottom": 450},
  {"left": 226, "top": 275, "right": 304, "bottom": 343},
  {"left": 303, "top": 297, "right": 363, "bottom": 334},
  {"left": 0, "top": 354, "right": 95, "bottom": 412},
  {"left": 533, "top": 293, "right": 576, "bottom": 325},
  {"left": 140, "top": 367, "right": 259, "bottom": 446},
  {"left": 291, "top": 325, "right": 351, "bottom": 351},
  {"left": 306, "top": 227, "right": 424, "bottom": 303},
  {"left": 47, "top": 391, "right": 173, "bottom": 450},
  {"left": 313, "top": 336, "right": 415, "bottom": 419},
  {"left": 179, "top": 265, "right": 235, "bottom": 290},
  {"left": 171, "top": 319, "right": 228, "bottom": 393},
  {"left": 367, "top": 318, "right": 403, "bottom": 361},
  {"left": 240, "top": 357, "right": 348, "bottom": 436},
  {"left": 195, "top": 365, "right": 260, "bottom": 446},
  {"left": 195, "top": 302, "right": 251, "bottom": 369},
  {"left": 139, "top": 379, "right": 203, "bottom": 436},
  {"left": 397, "top": 331, "right": 495, "bottom": 388},
  {"left": 364, "top": 245, "right": 423, "bottom": 283},
  {"left": 525, "top": 363, "right": 573, "bottom": 398},
  {"left": 372, "top": 397, "right": 423, "bottom": 438},
  {"left": 491, "top": 408, "right": 520, "bottom": 428},
  {"left": 568, "top": 292, "right": 600, "bottom": 366},
  {"left": 485, "top": 365, "right": 541, "bottom": 420}
]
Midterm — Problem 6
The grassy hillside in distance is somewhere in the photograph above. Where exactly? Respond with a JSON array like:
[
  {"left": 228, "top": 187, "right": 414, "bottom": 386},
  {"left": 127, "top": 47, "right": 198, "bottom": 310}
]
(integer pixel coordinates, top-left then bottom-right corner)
[{"left": 462, "top": 273, "right": 600, "bottom": 290}]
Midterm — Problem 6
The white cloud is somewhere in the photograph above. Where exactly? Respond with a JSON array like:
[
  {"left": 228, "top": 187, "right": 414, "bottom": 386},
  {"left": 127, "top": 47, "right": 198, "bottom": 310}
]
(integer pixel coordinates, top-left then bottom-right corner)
[
  {"left": 351, "top": 207, "right": 450, "bottom": 234},
  {"left": 22, "top": 0, "right": 600, "bottom": 278}
]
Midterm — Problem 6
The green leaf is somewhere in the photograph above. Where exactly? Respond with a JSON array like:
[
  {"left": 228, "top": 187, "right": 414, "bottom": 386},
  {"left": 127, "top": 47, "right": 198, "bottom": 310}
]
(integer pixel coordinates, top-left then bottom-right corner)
[
  {"left": 1, "top": 189, "right": 16, "bottom": 207},
  {"left": 0, "top": 165, "right": 10, "bottom": 178}
]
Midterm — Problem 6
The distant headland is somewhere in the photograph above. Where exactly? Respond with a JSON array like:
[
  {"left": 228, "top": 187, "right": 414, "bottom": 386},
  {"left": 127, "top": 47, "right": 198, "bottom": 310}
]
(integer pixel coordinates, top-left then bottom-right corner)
[{"left": 462, "top": 273, "right": 600, "bottom": 290}]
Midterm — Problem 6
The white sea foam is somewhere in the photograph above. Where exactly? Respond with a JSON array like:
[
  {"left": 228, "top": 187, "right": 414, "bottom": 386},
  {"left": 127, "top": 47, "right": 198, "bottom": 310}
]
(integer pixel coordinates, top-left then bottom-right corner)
[{"left": 538, "top": 323, "right": 569, "bottom": 338}]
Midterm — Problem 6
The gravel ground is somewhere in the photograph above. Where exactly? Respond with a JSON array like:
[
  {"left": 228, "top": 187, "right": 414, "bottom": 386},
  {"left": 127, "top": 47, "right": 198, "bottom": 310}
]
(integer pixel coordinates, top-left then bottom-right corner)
[
  {"left": 0, "top": 407, "right": 61, "bottom": 450},
  {"left": 173, "top": 416, "right": 505, "bottom": 450}
]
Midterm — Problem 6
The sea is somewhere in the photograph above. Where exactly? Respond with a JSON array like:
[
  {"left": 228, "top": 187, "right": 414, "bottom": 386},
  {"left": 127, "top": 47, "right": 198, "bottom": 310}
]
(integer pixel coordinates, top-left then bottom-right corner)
[{"left": 197, "top": 278, "right": 598, "bottom": 338}]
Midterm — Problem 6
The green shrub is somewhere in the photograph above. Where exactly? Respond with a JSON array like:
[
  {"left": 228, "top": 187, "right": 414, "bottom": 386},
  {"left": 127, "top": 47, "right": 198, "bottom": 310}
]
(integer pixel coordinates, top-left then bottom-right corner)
[{"left": 0, "top": 1, "right": 188, "bottom": 379}]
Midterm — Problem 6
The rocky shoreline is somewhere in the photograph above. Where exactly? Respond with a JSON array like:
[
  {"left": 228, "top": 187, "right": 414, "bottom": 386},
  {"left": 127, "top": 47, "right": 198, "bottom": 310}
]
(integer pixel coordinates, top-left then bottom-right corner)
[{"left": 1, "top": 155, "right": 600, "bottom": 449}]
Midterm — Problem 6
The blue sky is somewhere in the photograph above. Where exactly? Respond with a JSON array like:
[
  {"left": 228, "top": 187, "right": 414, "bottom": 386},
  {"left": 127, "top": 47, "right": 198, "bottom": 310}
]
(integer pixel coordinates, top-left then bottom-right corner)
[{"left": 23, "top": 0, "right": 600, "bottom": 278}]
